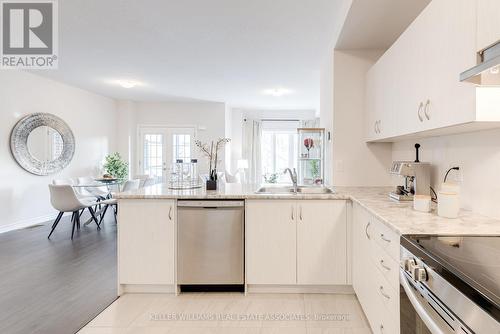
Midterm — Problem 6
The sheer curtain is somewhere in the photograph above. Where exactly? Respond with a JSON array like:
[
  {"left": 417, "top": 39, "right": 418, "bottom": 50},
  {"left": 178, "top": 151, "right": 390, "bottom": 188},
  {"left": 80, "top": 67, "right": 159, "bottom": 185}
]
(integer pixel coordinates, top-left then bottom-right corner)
[{"left": 242, "top": 118, "right": 262, "bottom": 184}]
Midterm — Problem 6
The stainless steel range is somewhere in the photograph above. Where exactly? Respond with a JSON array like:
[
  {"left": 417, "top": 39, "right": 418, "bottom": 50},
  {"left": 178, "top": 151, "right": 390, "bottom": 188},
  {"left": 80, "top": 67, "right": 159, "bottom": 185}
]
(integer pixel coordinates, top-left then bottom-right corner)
[{"left": 400, "top": 235, "right": 500, "bottom": 334}]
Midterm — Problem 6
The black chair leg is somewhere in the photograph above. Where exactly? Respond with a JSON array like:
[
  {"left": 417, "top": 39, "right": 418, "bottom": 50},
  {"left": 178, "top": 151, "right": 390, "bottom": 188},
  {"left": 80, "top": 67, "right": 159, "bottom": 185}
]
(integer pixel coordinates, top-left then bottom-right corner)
[
  {"left": 71, "top": 217, "right": 77, "bottom": 239},
  {"left": 88, "top": 207, "right": 100, "bottom": 229},
  {"left": 99, "top": 204, "right": 109, "bottom": 226},
  {"left": 48, "top": 212, "right": 64, "bottom": 239}
]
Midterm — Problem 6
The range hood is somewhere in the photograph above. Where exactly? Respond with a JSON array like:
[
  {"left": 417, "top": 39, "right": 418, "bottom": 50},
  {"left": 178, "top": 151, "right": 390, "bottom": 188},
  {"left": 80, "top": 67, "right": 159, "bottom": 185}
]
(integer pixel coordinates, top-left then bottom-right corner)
[{"left": 460, "top": 41, "right": 500, "bottom": 85}]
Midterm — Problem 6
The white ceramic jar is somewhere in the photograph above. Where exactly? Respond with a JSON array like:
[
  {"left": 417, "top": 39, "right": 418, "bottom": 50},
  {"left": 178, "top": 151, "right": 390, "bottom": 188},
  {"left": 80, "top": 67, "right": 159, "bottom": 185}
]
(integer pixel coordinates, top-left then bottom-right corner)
[
  {"left": 413, "top": 195, "right": 431, "bottom": 213},
  {"left": 438, "top": 191, "right": 460, "bottom": 218}
]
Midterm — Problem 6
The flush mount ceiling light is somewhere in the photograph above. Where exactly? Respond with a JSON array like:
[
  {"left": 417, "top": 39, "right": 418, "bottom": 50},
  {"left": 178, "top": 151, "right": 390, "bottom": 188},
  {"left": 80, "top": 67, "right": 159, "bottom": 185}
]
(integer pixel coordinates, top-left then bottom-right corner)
[
  {"left": 262, "top": 88, "right": 293, "bottom": 97},
  {"left": 111, "top": 79, "right": 144, "bottom": 88}
]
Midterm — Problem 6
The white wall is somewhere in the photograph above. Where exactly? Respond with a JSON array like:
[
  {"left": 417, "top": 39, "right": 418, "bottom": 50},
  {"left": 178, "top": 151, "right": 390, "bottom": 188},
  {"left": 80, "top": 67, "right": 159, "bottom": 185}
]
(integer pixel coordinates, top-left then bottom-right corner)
[
  {"left": 392, "top": 128, "right": 500, "bottom": 220},
  {"left": 117, "top": 100, "right": 226, "bottom": 175},
  {"left": 319, "top": 52, "right": 334, "bottom": 184},
  {"left": 0, "top": 71, "right": 118, "bottom": 233},
  {"left": 328, "top": 50, "right": 392, "bottom": 187}
]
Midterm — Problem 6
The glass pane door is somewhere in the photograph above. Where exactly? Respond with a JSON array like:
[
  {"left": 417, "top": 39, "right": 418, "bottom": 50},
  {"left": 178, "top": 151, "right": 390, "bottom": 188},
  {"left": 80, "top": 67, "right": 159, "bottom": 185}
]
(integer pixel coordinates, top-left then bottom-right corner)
[
  {"left": 139, "top": 127, "right": 196, "bottom": 183},
  {"left": 140, "top": 130, "right": 166, "bottom": 182}
]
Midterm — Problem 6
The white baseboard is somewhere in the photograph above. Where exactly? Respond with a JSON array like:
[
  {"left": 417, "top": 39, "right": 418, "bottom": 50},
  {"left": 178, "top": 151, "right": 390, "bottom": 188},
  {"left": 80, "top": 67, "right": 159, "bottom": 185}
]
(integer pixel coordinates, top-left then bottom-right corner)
[
  {"left": 120, "top": 284, "right": 176, "bottom": 295},
  {"left": 246, "top": 285, "right": 354, "bottom": 294},
  {"left": 0, "top": 212, "right": 70, "bottom": 234}
]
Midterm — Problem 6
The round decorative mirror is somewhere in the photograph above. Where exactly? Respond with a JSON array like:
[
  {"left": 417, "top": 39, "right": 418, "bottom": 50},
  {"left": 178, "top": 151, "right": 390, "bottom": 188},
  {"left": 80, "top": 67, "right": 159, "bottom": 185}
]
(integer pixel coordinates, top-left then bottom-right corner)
[{"left": 10, "top": 113, "right": 75, "bottom": 175}]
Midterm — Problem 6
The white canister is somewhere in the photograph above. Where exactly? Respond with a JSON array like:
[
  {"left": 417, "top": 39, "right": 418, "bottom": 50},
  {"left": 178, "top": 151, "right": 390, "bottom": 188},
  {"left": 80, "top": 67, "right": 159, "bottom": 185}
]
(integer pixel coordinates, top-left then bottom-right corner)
[
  {"left": 413, "top": 195, "right": 431, "bottom": 213},
  {"left": 438, "top": 191, "right": 460, "bottom": 218},
  {"left": 441, "top": 182, "right": 460, "bottom": 194}
]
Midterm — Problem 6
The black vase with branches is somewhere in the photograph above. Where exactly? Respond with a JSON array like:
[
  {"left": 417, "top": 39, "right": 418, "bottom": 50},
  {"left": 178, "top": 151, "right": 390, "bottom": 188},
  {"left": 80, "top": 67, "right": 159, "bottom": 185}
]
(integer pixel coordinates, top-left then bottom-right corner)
[{"left": 195, "top": 138, "right": 230, "bottom": 190}]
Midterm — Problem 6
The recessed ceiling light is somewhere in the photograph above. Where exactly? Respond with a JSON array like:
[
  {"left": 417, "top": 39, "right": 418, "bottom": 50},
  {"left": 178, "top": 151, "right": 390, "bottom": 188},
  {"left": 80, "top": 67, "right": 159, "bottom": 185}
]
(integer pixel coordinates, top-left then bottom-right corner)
[
  {"left": 262, "top": 88, "right": 293, "bottom": 97},
  {"left": 111, "top": 79, "right": 144, "bottom": 88}
]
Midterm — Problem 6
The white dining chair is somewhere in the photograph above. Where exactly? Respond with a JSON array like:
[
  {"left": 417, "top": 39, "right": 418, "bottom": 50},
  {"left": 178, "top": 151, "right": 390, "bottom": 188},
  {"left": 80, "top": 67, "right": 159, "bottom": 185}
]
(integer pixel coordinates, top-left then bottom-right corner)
[
  {"left": 98, "top": 179, "right": 140, "bottom": 225},
  {"left": 225, "top": 171, "right": 239, "bottom": 183},
  {"left": 142, "top": 177, "right": 156, "bottom": 187},
  {"left": 48, "top": 185, "right": 100, "bottom": 239},
  {"left": 133, "top": 174, "right": 150, "bottom": 187},
  {"left": 52, "top": 178, "right": 95, "bottom": 200}
]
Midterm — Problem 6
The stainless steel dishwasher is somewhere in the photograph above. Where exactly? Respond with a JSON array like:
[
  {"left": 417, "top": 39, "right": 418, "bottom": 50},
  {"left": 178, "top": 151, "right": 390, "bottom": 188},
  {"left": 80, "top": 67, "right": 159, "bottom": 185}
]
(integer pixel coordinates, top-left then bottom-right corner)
[{"left": 177, "top": 200, "right": 244, "bottom": 288}]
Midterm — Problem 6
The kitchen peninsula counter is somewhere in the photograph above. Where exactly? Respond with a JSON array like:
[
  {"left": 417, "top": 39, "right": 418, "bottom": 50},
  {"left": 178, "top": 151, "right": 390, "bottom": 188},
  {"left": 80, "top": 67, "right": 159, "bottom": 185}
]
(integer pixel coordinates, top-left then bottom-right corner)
[{"left": 115, "top": 184, "right": 500, "bottom": 236}]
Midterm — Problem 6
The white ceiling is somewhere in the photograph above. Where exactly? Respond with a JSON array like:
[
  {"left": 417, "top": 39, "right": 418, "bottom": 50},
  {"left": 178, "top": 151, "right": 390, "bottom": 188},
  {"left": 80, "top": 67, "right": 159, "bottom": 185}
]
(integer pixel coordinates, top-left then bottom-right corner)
[
  {"left": 35, "top": 0, "right": 347, "bottom": 110},
  {"left": 336, "top": 0, "right": 431, "bottom": 50}
]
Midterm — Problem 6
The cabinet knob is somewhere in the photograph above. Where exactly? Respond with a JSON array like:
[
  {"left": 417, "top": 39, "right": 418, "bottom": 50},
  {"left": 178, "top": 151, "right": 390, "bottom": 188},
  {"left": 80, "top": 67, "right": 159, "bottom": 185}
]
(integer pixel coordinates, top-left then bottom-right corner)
[
  {"left": 380, "top": 259, "right": 391, "bottom": 271},
  {"left": 417, "top": 102, "right": 424, "bottom": 122},
  {"left": 380, "top": 233, "right": 391, "bottom": 243},
  {"left": 424, "top": 99, "right": 430, "bottom": 120},
  {"left": 379, "top": 286, "right": 391, "bottom": 299}
]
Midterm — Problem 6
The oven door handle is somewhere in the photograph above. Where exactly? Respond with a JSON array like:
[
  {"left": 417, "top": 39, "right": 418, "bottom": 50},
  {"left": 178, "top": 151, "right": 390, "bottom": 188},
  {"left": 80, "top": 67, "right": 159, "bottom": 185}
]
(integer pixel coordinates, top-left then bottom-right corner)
[{"left": 399, "top": 270, "right": 449, "bottom": 334}]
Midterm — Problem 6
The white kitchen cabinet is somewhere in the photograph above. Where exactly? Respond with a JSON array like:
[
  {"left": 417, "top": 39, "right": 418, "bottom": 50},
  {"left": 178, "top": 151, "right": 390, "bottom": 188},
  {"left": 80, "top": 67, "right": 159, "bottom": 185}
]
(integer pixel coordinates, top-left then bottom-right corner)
[
  {"left": 297, "top": 200, "right": 347, "bottom": 285},
  {"left": 365, "top": 0, "right": 495, "bottom": 142},
  {"left": 352, "top": 203, "right": 400, "bottom": 334},
  {"left": 365, "top": 54, "right": 395, "bottom": 141},
  {"left": 245, "top": 200, "right": 297, "bottom": 284},
  {"left": 246, "top": 199, "right": 347, "bottom": 286},
  {"left": 477, "top": 0, "right": 500, "bottom": 51},
  {"left": 118, "top": 199, "right": 175, "bottom": 286}
]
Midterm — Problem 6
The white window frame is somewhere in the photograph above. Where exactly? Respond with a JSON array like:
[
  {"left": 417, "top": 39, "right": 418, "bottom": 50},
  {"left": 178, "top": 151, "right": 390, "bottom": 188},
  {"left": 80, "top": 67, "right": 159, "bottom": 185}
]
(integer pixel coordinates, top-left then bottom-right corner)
[{"left": 260, "top": 120, "right": 299, "bottom": 184}]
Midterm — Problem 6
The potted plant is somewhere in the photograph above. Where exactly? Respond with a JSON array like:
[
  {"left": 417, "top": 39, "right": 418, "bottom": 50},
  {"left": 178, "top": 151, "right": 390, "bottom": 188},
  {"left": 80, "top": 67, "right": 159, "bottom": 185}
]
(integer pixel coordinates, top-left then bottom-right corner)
[
  {"left": 103, "top": 152, "right": 129, "bottom": 181},
  {"left": 195, "top": 138, "right": 230, "bottom": 190}
]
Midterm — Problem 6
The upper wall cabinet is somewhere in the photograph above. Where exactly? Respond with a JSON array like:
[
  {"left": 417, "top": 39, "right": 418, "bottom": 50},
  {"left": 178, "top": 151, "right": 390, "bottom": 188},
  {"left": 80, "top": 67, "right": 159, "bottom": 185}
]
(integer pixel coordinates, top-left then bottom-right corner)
[
  {"left": 477, "top": 0, "right": 500, "bottom": 51},
  {"left": 365, "top": 0, "right": 500, "bottom": 142}
]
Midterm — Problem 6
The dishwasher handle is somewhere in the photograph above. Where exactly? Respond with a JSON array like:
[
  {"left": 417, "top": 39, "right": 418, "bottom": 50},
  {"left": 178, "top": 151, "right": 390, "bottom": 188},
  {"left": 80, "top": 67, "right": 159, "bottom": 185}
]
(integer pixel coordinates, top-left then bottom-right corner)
[{"left": 177, "top": 200, "right": 244, "bottom": 208}]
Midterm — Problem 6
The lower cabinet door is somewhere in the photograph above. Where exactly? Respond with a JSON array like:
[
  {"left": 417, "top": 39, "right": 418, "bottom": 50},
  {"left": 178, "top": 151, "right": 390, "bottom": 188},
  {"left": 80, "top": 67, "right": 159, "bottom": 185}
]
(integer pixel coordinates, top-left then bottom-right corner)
[
  {"left": 118, "top": 199, "right": 175, "bottom": 285},
  {"left": 246, "top": 200, "right": 297, "bottom": 284},
  {"left": 297, "top": 200, "right": 347, "bottom": 285}
]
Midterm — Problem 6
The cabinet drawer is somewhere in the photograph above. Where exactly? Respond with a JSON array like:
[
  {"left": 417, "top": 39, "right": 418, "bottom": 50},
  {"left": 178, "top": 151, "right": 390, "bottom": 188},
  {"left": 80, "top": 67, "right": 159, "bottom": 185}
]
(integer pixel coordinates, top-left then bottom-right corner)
[
  {"left": 363, "top": 258, "right": 400, "bottom": 334},
  {"left": 370, "top": 239, "right": 400, "bottom": 290},
  {"left": 371, "top": 216, "right": 399, "bottom": 262},
  {"left": 370, "top": 259, "right": 399, "bottom": 331}
]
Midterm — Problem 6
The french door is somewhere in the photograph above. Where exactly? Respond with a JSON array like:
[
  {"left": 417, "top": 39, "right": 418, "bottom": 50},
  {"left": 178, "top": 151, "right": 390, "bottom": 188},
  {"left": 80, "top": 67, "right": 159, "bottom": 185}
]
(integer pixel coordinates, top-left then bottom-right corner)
[{"left": 138, "top": 127, "right": 196, "bottom": 182}]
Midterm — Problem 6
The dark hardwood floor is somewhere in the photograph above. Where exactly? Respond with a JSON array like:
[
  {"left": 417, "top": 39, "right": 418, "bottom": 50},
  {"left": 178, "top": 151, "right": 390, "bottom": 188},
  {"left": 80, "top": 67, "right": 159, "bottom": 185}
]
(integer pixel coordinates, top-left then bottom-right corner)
[{"left": 0, "top": 211, "right": 117, "bottom": 334}]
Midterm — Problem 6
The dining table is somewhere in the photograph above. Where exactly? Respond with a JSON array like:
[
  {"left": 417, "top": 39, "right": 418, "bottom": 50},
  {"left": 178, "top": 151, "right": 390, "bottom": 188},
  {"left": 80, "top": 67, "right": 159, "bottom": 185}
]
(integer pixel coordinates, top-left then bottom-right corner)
[{"left": 72, "top": 180, "right": 121, "bottom": 225}]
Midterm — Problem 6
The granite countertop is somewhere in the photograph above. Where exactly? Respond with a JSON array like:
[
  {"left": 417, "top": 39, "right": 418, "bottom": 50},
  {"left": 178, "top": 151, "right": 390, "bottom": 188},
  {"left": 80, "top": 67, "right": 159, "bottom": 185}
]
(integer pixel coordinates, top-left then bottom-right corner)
[{"left": 115, "top": 183, "right": 500, "bottom": 236}]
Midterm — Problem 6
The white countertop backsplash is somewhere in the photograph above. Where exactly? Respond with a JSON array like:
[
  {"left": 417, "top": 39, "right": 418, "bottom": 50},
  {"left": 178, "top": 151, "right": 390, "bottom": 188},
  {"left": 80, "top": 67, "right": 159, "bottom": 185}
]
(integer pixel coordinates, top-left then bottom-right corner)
[{"left": 115, "top": 183, "right": 500, "bottom": 236}]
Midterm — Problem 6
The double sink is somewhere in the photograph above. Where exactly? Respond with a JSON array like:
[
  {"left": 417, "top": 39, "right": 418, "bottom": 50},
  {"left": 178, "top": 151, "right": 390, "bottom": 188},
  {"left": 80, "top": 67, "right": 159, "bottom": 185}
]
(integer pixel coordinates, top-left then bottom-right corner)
[{"left": 255, "top": 186, "right": 334, "bottom": 194}]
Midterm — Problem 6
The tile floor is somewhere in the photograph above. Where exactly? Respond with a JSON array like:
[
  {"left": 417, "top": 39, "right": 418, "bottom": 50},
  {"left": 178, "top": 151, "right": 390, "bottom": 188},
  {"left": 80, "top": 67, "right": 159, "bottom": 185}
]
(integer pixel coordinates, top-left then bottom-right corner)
[{"left": 78, "top": 293, "right": 372, "bottom": 334}]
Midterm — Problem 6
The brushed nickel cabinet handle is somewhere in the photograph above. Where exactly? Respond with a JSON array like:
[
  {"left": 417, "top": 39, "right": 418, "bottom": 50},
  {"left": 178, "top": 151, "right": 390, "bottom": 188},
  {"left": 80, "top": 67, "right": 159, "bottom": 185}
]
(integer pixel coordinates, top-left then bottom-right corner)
[
  {"left": 424, "top": 99, "right": 430, "bottom": 120},
  {"left": 374, "top": 121, "right": 378, "bottom": 134},
  {"left": 291, "top": 206, "right": 294, "bottom": 221},
  {"left": 168, "top": 206, "right": 172, "bottom": 220},
  {"left": 417, "top": 102, "right": 424, "bottom": 122},
  {"left": 380, "top": 233, "right": 391, "bottom": 243},
  {"left": 380, "top": 259, "right": 391, "bottom": 271},
  {"left": 365, "top": 222, "right": 371, "bottom": 240},
  {"left": 299, "top": 205, "right": 303, "bottom": 221},
  {"left": 379, "top": 286, "right": 391, "bottom": 299}
]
